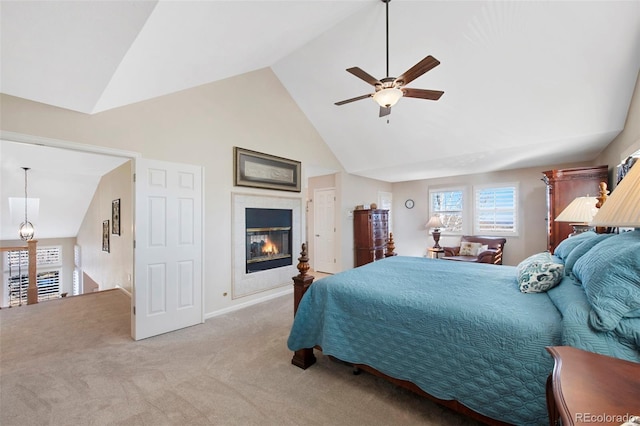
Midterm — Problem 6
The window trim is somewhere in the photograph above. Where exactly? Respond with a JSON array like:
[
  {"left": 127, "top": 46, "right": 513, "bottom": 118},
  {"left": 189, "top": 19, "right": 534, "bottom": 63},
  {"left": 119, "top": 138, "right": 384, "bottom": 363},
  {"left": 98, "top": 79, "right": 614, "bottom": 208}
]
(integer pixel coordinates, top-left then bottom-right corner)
[{"left": 473, "top": 183, "right": 519, "bottom": 236}]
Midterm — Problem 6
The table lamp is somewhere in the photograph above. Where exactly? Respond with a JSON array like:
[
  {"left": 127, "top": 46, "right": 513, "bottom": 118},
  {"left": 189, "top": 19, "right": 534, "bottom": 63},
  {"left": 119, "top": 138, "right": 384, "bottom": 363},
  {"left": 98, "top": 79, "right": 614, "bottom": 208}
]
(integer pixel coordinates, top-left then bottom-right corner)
[
  {"left": 555, "top": 196, "right": 598, "bottom": 236},
  {"left": 425, "top": 216, "right": 445, "bottom": 248},
  {"left": 591, "top": 161, "right": 640, "bottom": 228}
]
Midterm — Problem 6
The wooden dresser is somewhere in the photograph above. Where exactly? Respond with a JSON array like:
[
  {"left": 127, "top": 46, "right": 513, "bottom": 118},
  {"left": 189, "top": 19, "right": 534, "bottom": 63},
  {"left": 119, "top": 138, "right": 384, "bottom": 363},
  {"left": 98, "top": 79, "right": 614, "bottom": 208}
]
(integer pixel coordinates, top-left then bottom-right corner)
[
  {"left": 542, "top": 165, "right": 608, "bottom": 253},
  {"left": 353, "top": 209, "right": 388, "bottom": 267}
]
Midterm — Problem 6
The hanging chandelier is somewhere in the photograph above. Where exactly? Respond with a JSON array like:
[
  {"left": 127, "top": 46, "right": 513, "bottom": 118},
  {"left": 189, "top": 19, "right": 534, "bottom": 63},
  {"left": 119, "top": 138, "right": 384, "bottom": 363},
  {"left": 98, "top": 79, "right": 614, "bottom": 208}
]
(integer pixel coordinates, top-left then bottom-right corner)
[{"left": 19, "top": 167, "right": 35, "bottom": 241}]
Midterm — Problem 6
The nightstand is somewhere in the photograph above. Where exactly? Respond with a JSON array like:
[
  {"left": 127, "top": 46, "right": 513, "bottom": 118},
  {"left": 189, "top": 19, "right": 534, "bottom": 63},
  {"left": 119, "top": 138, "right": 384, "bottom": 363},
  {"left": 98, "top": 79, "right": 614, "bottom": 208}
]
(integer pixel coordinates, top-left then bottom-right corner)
[
  {"left": 546, "top": 346, "right": 640, "bottom": 426},
  {"left": 427, "top": 247, "right": 444, "bottom": 259}
]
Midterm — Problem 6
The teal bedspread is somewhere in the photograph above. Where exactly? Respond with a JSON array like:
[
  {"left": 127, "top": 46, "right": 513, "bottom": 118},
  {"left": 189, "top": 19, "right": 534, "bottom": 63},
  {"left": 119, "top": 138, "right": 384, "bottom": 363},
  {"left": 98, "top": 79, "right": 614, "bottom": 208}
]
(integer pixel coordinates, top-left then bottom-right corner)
[{"left": 288, "top": 256, "right": 562, "bottom": 425}]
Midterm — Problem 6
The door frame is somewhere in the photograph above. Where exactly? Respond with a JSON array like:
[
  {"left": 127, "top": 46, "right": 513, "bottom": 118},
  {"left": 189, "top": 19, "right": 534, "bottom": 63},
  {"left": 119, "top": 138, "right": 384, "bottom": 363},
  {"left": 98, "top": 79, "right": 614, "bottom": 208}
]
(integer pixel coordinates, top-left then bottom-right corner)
[{"left": 1, "top": 132, "right": 140, "bottom": 340}]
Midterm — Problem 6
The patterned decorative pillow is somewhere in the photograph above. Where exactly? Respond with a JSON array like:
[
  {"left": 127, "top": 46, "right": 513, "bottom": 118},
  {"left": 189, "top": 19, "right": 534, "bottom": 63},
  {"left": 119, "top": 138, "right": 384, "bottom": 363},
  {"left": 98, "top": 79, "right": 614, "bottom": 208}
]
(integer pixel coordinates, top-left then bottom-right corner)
[
  {"left": 517, "top": 252, "right": 565, "bottom": 293},
  {"left": 477, "top": 244, "right": 489, "bottom": 254},
  {"left": 459, "top": 242, "right": 483, "bottom": 256}
]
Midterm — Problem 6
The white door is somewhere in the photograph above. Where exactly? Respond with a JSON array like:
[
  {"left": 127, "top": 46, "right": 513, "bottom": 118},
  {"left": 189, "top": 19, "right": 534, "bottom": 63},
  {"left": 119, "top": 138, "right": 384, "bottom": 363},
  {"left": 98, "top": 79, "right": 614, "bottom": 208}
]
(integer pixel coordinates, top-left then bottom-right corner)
[
  {"left": 133, "top": 159, "right": 203, "bottom": 340},
  {"left": 313, "top": 188, "right": 336, "bottom": 273}
]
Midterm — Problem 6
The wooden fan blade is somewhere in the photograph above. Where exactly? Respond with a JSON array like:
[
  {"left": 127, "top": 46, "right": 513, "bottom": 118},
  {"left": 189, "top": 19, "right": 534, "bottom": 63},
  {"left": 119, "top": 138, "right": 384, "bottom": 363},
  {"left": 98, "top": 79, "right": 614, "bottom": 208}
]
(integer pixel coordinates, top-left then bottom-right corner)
[
  {"left": 335, "top": 93, "right": 372, "bottom": 106},
  {"left": 379, "top": 106, "right": 391, "bottom": 117},
  {"left": 402, "top": 88, "right": 444, "bottom": 101},
  {"left": 347, "top": 67, "right": 382, "bottom": 86},
  {"left": 396, "top": 55, "right": 440, "bottom": 86}
]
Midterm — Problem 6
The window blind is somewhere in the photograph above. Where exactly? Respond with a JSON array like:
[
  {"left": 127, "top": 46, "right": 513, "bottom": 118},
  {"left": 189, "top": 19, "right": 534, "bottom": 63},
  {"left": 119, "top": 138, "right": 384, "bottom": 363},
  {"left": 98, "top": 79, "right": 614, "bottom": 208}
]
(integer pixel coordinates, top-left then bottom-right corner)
[{"left": 475, "top": 186, "right": 517, "bottom": 234}]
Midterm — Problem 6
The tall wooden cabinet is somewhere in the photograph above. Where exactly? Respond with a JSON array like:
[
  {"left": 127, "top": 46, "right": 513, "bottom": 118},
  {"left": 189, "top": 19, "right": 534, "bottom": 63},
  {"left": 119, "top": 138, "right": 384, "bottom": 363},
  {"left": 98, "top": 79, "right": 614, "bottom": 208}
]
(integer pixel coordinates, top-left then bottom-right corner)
[
  {"left": 354, "top": 209, "right": 389, "bottom": 267},
  {"left": 542, "top": 165, "right": 608, "bottom": 253}
]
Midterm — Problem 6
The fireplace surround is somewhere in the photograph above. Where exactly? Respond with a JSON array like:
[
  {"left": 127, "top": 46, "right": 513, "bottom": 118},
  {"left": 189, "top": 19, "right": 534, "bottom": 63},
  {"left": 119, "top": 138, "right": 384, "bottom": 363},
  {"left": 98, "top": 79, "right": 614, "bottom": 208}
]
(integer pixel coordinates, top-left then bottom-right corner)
[{"left": 232, "top": 193, "right": 301, "bottom": 298}]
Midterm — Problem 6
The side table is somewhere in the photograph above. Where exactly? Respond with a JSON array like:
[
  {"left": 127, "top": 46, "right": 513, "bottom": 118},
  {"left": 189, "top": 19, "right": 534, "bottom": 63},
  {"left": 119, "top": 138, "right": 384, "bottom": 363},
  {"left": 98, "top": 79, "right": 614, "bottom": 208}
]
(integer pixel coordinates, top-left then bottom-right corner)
[
  {"left": 546, "top": 346, "right": 640, "bottom": 426},
  {"left": 427, "top": 247, "right": 444, "bottom": 259}
]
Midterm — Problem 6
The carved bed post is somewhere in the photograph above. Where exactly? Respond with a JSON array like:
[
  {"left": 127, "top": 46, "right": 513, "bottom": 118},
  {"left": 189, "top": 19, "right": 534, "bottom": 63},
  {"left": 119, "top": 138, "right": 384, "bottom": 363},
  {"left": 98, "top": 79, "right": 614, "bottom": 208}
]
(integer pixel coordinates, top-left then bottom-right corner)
[{"left": 291, "top": 243, "right": 316, "bottom": 369}]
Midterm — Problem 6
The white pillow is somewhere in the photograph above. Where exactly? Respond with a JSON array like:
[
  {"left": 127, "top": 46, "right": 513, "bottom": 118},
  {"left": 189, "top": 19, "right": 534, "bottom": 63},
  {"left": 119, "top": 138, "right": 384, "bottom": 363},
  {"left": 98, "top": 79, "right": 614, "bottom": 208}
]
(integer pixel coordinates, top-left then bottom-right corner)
[
  {"left": 460, "top": 242, "right": 483, "bottom": 256},
  {"left": 477, "top": 244, "right": 489, "bottom": 255}
]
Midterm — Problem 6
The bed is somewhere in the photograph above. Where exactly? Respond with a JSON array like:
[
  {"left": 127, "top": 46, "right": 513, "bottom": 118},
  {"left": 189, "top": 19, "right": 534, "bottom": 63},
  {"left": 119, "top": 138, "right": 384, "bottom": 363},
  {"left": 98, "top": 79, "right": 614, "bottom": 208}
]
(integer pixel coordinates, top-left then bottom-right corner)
[{"left": 287, "top": 230, "right": 640, "bottom": 425}]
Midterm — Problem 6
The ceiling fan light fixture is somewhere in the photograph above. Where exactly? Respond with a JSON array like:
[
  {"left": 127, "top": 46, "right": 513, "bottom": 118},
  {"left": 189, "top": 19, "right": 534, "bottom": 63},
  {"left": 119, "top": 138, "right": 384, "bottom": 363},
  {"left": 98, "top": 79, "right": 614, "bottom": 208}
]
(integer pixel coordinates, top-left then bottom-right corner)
[
  {"left": 334, "top": 0, "right": 443, "bottom": 115},
  {"left": 373, "top": 87, "right": 403, "bottom": 108}
]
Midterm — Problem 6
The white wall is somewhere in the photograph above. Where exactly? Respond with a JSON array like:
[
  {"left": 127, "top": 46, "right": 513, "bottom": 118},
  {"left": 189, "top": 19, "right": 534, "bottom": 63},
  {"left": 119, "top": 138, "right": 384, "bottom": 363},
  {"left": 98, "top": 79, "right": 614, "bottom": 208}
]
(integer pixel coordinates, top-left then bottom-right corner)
[
  {"left": 76, "top": 161, "right": 133, "bottom": 293},
  {"left": 337, "top": 172, "right": 393, "bottom": 270},
  {"left": 0, "top": 68, "right": 345, "bottom": 316},
  {"left": 391, "top": 162, "right": 593, "bottom": 266}
]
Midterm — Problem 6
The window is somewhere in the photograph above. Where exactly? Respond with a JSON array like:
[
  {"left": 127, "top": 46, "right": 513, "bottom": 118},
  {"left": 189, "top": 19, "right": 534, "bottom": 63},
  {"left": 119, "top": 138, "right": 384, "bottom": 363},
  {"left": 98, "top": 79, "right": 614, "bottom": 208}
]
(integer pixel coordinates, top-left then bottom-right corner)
[
  {"left": 429, "top": 189, "right": 464, "bottom": 233},
  {"left": 474, "top": 185, "right": 518, "bottom": 235},
  {"left": 7, "top": 270, "right": 61, "bottom": 306},
  {"left": 6, "top": 246, "right": 61, "bottom": 269},
  {"left": 4, "top": 246, "right": 62, "bottom": 307}
]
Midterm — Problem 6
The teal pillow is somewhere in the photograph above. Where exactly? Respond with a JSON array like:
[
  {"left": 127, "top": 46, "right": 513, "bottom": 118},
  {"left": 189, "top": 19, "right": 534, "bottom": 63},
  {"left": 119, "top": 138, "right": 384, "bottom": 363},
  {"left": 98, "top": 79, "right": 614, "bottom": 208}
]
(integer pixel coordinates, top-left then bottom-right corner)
[
  {"left": 572, "top": 230, "right": 640, "bottom": 331},
  {"left": 517, "top": 252, "right": 564, "bottom": 293},
  {"left": 553, "top": 231, "right": 597, "bottom": 260},
  {"left": 564, "top": 233, "right": 613, "bottom": 278}
]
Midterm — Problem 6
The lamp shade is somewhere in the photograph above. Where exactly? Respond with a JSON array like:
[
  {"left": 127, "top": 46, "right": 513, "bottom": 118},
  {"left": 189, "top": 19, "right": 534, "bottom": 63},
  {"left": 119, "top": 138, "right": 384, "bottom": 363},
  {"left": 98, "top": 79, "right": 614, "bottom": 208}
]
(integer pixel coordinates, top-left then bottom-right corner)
[
  {"left": 555, "top": 196, "right": 598, "bottom": 223},
  {"left": 373, "top": 87, "right": 403, "bottom": 108},
  {"left": 425, "top": 216, "right": 444, "bottom": 230},
  {"left": 591, "top": 162, "right": 640, "bottom": 227}
]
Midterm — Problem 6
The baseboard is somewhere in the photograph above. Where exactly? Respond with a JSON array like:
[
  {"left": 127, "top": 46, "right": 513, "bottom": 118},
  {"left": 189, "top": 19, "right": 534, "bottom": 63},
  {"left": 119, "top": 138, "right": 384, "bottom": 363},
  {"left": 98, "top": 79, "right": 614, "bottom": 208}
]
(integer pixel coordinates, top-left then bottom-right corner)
[{"left": 204, "top": 286, "right": 293, "bottom": 320}]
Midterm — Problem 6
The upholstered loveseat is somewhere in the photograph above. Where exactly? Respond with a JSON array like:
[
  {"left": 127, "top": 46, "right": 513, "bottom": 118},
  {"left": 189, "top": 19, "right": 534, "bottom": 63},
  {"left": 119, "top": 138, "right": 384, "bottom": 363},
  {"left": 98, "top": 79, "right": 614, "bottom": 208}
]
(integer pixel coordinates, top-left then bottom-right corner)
[{"left": 442, "top": 235, "right": 507, "bottom": 265}]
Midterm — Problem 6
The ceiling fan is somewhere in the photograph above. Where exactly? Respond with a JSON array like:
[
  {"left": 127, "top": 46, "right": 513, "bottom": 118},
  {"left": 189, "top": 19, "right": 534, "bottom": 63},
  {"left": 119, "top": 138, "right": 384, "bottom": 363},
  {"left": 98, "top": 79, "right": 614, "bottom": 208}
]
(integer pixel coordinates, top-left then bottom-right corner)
[{"left": 335, "top": 0, "right": 444, "bottom": 118}]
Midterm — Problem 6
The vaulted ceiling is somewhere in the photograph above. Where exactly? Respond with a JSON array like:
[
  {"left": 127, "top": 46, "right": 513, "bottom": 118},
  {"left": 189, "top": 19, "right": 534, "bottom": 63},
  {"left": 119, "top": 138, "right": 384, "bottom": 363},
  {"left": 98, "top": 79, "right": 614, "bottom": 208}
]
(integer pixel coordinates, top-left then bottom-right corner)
[
  {"left": 1, "top": 1, "right": 639, "bottom": 190},
  {"left": 2, "top": 1, "right": 639, "bottom": 182}
]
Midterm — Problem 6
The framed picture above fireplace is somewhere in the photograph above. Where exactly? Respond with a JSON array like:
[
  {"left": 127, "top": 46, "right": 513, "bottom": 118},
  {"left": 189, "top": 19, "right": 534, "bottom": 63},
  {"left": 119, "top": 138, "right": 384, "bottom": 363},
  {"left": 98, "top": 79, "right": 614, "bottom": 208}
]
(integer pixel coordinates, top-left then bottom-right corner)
[{"left": 234, "top": 147, "right": 301, "bottom": 192}]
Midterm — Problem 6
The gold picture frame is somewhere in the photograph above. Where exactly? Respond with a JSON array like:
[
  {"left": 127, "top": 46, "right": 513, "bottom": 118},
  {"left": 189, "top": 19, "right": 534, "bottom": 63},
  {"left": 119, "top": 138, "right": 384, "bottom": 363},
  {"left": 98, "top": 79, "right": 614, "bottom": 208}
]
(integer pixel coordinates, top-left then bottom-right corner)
[{"left": 234, "top": 147, "right": 301, "bottom": 192}]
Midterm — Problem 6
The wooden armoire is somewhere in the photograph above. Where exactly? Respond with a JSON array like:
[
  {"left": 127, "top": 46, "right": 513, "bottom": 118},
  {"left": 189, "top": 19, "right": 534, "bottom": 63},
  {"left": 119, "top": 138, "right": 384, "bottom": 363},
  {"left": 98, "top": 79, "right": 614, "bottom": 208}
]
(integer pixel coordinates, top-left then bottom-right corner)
[
  {"left": 542, "top": 165, "right": 608, "bottom": 253},
  {"left": 353, "top": 209, "right": 389, "bottom": 267}
]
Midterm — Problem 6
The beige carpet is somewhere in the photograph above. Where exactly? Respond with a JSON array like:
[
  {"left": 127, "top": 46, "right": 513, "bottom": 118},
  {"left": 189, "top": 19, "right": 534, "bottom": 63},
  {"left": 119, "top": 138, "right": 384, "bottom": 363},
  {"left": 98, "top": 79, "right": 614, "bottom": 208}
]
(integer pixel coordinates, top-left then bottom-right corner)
[{"left": 0, "top": 289, "right": 481, "bottom": 426}]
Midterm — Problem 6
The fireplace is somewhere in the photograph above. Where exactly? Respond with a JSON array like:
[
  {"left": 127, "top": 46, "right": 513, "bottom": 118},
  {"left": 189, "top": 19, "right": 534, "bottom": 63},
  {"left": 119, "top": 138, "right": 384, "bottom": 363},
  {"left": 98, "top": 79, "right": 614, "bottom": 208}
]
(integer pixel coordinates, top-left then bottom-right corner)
[{"left": 245, "top": 208, "right": 292, "bottom": 273}]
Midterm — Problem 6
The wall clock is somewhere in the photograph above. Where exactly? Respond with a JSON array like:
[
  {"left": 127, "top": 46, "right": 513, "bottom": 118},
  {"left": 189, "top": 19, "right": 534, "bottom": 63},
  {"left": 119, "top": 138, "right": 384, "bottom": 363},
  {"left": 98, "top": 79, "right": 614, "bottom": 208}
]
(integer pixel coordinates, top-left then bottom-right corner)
[{"left": 405, "top": 199, "right": 414, "bottom": 209}]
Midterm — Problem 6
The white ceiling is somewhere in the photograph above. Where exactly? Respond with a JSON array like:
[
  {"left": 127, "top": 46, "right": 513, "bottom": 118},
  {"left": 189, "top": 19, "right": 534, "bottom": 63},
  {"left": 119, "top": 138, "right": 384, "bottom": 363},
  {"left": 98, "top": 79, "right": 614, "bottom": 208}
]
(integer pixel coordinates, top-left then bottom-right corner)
[
  {"left": 0, "top": 140, "right": 129, "bottom": 240},
  {"left": 1, "top": 0, "right": 639, "bottom": 239}
]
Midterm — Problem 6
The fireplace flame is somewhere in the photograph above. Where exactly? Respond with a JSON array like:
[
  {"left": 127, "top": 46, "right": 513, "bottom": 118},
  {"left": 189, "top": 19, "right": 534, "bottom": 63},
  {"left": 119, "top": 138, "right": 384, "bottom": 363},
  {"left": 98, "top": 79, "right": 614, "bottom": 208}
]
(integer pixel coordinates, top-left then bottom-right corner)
[{"left": 262, "top": 238, "right": 278, "bottom": 256}]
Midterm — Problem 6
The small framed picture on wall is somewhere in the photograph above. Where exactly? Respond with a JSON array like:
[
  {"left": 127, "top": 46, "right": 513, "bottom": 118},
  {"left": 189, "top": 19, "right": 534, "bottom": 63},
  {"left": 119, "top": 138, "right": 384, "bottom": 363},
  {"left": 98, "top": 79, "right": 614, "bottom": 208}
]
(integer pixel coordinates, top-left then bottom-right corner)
[
  {"left": 102, "top": 220, "right": 110, "bottom": 253},
  {"left": 112, "top": 199, "right": 121, "bottom": 235}
]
